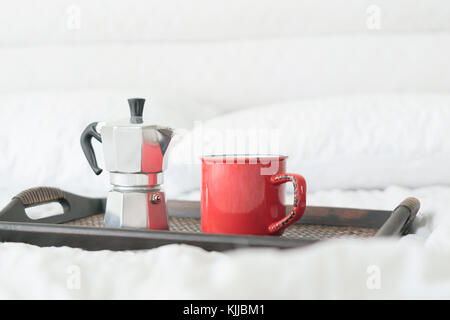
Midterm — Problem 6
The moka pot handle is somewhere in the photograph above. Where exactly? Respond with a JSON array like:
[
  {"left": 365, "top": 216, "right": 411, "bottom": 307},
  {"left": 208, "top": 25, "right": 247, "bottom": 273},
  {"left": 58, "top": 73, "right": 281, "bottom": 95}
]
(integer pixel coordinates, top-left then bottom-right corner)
[{"left": 80, "top": 122, "right": 103, "bottom": 175}]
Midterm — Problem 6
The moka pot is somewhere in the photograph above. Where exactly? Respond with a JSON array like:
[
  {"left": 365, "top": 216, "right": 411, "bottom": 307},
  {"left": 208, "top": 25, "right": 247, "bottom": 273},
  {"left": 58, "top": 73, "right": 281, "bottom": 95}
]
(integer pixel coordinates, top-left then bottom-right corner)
[{"left": 81, "top": 98, "right": 174, "bottom": 230}]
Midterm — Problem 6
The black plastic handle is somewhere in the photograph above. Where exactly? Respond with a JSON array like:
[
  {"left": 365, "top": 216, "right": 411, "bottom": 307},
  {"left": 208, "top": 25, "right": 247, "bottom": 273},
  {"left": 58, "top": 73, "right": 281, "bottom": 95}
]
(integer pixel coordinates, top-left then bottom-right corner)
[{"left": 81, "top": 122, "right": 103, "bottom": 175}]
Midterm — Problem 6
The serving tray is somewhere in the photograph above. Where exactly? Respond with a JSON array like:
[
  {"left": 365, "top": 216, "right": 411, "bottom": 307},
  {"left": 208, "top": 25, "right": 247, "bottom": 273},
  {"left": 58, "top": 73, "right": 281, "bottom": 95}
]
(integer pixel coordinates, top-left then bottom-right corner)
[{"left": 0, "top": 188, "right": 418, "bottom": 252}]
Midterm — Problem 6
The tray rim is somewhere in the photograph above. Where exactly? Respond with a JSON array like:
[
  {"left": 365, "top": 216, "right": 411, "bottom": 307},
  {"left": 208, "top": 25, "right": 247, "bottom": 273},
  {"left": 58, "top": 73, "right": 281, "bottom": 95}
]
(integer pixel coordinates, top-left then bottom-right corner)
[
  {"left": 0, "top": 220, "right": 318, "bottom": 251},
  {"left": 0, "top": 201, "right": 403, "bottom": 252}
]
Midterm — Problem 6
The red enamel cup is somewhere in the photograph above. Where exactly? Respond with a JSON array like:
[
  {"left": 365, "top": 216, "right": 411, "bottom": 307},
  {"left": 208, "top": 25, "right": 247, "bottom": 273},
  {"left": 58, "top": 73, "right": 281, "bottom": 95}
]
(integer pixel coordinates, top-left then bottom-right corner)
[{"left": 201, "top": 155, "right": 307, "bottom": 236}]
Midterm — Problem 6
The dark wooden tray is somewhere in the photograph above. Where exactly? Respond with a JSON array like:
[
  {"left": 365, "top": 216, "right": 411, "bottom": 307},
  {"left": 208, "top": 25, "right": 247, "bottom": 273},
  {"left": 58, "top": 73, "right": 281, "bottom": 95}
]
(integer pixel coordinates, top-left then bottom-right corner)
[{"left": 0, "top": 188, "right": 418, "bottom": 252}]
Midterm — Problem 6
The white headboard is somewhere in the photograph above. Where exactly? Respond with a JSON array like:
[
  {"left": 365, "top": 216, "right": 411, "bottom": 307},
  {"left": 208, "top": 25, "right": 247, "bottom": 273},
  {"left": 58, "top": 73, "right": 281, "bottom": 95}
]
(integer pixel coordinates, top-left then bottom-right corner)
[{"left": 1, "top": 0, "right": 450, "bottom": 122}]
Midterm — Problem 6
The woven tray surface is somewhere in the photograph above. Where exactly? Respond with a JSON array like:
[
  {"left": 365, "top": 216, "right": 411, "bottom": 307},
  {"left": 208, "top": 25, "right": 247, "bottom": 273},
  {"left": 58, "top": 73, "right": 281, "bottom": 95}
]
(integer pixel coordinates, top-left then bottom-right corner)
[{"left": 65, "top": 214, "right": 377, "bottom": 240}]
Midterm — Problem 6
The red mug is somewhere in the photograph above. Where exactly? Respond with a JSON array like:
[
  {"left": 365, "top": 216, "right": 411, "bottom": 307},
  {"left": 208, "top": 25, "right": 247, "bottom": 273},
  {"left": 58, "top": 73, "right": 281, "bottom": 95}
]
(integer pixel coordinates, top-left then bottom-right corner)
[{"left": 201, "top": 155, "right": 307, "bottom": 236}]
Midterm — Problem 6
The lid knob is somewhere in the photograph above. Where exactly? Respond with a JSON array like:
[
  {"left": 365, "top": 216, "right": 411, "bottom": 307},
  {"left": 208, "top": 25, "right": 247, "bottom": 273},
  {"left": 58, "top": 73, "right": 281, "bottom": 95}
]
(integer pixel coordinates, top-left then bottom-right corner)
[{"left": 128, "top": 98, "right": 146, "bottom": 124}]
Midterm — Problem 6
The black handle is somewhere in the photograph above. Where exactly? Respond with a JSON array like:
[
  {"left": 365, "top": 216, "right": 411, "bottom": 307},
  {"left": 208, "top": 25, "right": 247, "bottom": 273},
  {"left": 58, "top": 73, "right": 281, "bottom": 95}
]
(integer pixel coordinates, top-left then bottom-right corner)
[
  {"left": 0, "top": 187, "right": 106, "bottom": 224},
  {"left": 81, "top": 122, "right": 103, "bottom": 175}
]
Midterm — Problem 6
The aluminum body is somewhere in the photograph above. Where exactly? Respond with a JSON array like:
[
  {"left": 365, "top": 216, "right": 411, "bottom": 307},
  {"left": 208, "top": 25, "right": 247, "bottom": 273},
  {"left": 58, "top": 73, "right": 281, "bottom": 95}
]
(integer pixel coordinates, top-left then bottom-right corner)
[
  {"left": 101, "top": 123, "right": 173, "bottom": 174},
  {"left": 81, "top": 99, "right": 174, "bottom": 230}
]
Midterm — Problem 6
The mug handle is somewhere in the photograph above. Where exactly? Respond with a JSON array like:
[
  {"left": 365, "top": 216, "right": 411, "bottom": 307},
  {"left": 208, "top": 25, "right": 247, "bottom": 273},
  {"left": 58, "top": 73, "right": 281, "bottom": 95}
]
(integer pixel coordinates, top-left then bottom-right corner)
[{"left": 268, "top": 173, "right": 307, "bottom": 234}]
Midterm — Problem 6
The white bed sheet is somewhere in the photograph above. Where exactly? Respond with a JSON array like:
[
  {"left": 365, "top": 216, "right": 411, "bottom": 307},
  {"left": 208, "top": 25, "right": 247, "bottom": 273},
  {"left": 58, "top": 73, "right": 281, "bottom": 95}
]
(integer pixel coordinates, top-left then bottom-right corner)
[{"left": 1, "top": 185, "right": 450, "bottom": 299}]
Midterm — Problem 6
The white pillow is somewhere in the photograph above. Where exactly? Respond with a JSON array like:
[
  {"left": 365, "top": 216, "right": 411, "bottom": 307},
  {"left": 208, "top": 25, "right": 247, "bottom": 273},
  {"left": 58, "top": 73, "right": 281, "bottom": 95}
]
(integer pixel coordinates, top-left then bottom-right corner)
[
  {"left": 2, "top": 92, "right": 450, "bottom": 202},
  {"left": 165, "top": 94, "right": 450, "bottom": 198}
]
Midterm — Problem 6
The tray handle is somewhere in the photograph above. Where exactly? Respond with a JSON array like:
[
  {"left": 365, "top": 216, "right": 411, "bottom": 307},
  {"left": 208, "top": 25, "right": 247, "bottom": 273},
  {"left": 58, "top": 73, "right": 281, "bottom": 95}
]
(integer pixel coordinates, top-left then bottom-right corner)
[
  {"left": 15, "top": 187, "right": 66, "bottom": 207},
  {"left": 0, "top": 187, "right": 106, "bottom": 224},
  {"left": 375, "top": 197, "right": 420, "bottom": 237}
]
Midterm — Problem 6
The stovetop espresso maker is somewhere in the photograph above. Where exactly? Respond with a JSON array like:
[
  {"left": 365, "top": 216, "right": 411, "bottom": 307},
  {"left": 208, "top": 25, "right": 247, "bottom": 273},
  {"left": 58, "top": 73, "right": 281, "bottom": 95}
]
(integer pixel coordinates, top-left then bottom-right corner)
[{"left": 81, "top": 98, "right": 174, "bottom": 230}]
